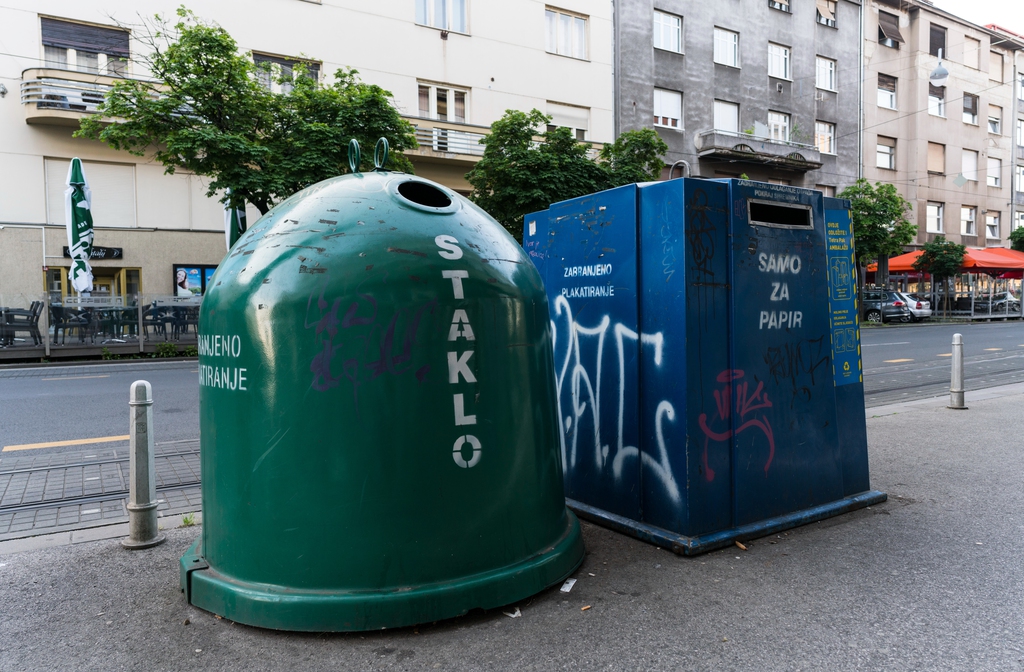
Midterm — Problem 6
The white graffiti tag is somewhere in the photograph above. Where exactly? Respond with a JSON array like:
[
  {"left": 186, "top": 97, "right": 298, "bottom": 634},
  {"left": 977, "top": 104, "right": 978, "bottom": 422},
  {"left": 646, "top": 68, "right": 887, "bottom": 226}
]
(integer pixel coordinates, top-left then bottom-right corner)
[{"left": 550, "top": 295, "right": 681, "bottom": 504}]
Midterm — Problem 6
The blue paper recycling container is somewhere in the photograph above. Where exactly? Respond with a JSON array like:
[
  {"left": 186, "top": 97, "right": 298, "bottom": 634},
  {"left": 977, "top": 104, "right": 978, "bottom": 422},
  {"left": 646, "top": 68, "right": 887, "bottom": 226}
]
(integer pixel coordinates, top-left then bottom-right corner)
[{"left": 522, "top": 178, "right": 886, "bottom": 555}]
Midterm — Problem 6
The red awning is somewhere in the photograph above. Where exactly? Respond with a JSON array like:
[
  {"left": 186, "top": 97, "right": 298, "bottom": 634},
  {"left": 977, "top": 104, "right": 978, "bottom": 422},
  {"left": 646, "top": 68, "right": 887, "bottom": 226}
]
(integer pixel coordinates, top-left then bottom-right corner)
[{"left": 868, "top": 248, "right": 1024, "bottom": 273}]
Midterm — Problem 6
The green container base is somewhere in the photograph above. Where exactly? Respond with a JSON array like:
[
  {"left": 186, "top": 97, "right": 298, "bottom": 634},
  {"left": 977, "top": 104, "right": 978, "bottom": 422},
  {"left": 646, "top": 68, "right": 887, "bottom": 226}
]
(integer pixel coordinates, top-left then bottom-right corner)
[{"left": 180, "top": 510, "right": 584, "bottom": 632}]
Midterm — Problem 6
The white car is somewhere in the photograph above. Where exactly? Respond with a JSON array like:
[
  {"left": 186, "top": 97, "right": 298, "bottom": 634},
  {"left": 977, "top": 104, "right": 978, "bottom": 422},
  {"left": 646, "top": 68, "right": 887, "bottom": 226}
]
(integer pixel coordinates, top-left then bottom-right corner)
[{"left": 898, "top": 292, "right": 932, "bottom": 322}]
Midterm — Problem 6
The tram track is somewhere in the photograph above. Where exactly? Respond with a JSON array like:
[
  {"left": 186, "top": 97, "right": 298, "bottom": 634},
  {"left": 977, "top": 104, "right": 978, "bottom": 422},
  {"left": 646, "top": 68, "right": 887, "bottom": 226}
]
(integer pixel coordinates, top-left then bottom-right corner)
[{"left": 0, "top": 442, "right": 201, "bottom": 529}]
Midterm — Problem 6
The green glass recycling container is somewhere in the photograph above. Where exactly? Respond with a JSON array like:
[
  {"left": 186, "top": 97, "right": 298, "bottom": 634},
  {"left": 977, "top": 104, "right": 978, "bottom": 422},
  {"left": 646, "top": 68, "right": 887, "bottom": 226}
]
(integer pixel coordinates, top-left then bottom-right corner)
[{"left": 180, "top": 171, "right": 584, "bottom": 631}]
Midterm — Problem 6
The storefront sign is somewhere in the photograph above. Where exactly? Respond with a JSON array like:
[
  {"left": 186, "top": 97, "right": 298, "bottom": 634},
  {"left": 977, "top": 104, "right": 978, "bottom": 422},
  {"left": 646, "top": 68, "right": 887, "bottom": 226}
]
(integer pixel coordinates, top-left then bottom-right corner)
[{"left": 62, "top": 246, "right": 123, "bottom": 260}]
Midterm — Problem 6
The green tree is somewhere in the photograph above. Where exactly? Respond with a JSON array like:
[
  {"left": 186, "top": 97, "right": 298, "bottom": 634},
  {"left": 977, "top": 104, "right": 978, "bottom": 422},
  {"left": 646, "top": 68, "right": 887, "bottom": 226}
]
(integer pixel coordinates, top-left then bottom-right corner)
[
  {"left": 76, "top": 9, "right": 416, "bottom": 214},
  {"left": 1009, "top": 226, "right": 1024, "bottom": 252},
  {"left": 838, "top": 179, "right": 916, "bottom": 288},
  {"left": 466, "top": 109, "right": 667, "bottom": 240},
  {"left": 913, "top": 235, "right": 966, "bottom": 318}
]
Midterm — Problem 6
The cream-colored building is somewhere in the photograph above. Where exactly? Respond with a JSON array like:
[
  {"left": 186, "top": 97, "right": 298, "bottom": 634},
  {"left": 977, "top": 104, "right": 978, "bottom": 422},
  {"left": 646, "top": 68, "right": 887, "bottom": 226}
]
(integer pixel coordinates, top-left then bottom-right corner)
[
  {"left": 0, "top": 0, "right": 613, "bottom": 308},
  {"left": 862, "top": 0, "right": 1024, "bottom": 249}
]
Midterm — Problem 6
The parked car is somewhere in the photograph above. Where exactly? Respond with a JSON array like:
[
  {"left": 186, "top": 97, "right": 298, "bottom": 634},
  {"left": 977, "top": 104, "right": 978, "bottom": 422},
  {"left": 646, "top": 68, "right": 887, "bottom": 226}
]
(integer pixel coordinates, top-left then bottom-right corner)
[
  {"left": 898, "top": 292, "right": 932, "bottom": 322},
  {"left": 861, "top": 290, "right": 913, "bottom": 324},
  {"left": 976, "top": 292, "right": 1021, "bottom": 315}
]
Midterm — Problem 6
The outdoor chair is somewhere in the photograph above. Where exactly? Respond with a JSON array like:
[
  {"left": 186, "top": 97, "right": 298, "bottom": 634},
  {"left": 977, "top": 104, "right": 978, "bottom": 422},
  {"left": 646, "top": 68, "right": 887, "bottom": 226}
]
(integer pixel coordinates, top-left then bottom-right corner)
[
  {"left": 142, "top": 305, "right": 169, "bottom": 340},
  {"left": 49, "top": 305, "right": 88, "bottom": 344},
  {"left": 170, "top": 306, "right": 199, "bottom": 340},
  {"left": 4, "top": 301, "right": 44, "bottom": 346}
]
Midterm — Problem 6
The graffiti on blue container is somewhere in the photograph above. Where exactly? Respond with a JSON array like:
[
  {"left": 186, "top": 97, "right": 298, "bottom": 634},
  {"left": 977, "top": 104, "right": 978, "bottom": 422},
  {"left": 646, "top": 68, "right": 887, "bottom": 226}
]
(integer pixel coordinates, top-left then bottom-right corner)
[
  {"left": 697, "top": 370, "right": 775, "bottom": 481},
  {"left": 762, "top": 336, "right": 830, "bottom": 406},
  {"left": 550, "top": 295, "right": 681, "bottom": 504}
]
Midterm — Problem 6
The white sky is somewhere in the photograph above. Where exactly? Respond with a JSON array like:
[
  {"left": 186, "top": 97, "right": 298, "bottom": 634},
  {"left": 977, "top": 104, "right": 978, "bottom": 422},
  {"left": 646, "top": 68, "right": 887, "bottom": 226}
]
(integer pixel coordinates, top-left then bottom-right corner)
[{"left": 932, "top": 0, "right": 1024, "bottom": 35}]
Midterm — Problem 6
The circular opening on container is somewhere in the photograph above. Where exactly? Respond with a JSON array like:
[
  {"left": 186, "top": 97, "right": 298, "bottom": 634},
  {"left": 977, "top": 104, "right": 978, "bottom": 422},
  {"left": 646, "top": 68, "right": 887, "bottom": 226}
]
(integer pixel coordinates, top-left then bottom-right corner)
[{"left": 397, "top": 181, "right": 452, "bottom": 208}]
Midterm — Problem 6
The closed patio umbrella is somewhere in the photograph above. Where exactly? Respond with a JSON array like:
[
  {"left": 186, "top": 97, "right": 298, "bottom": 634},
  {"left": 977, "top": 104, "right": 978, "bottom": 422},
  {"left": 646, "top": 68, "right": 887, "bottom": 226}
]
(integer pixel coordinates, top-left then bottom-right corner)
[
  {"left": 224, "top": 188, "right": 247, "bottom": 251},
  {"left": 65, "top": 157, "right": 94, "bottom": 294}
]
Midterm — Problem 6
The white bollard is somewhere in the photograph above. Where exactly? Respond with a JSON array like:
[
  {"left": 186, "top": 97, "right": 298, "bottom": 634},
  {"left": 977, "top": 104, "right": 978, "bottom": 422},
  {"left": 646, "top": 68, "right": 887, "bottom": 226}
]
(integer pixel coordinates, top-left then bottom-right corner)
[
  {"left": 122, "top": 380, "right": 166, "bottom": 549},
  {"left": 948, "top": 333, "right": 967, "bottom": 410}
]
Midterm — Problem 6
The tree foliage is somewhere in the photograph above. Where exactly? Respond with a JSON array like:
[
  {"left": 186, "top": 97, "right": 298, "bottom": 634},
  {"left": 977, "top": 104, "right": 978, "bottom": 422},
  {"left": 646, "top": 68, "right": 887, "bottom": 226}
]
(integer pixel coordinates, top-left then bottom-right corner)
[
  {"left": 466, "top": 110, "right": 668, "bottom": 240},
  {"left": 838, "top": 179, "right": 916, "bottom": 286},
  {"left": 1009, "top": 226, "right": 1024, "bottom": 252},
  {"left": 913, "top": 235, "right": 966, "bottom": 317},
  {"left": 76, "top": 9, "right": 416, "bottom": 214}
]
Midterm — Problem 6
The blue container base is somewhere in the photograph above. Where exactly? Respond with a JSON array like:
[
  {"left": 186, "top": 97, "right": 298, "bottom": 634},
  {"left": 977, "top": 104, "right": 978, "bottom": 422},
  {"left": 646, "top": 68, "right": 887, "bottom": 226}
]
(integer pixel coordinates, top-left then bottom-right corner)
[{"left": 567, "top": 490, "right": 887, "bottom": 556}]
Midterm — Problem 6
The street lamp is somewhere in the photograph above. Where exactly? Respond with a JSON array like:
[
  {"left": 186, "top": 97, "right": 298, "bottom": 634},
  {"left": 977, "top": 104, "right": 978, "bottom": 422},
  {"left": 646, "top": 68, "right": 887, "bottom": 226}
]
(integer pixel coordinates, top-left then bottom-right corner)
[{"left": 930, "top": 48, "right": 949, "bottom": 88}]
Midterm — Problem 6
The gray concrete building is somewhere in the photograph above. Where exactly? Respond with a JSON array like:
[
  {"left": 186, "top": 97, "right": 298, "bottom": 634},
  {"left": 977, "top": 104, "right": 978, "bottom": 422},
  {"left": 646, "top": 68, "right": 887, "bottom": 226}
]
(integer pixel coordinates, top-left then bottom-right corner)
[
  {"left": 615, "top": 0, "right": 862, "bottom": 194},
  {"left": 862, "top": 0, "right": 1023, "bottom": 248}
]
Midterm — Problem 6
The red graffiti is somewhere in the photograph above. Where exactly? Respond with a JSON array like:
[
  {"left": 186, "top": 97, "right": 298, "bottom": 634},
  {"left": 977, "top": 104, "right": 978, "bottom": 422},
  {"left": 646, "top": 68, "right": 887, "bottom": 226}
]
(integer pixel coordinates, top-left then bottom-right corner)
[{"left": 697, "top": 369, "right": 775, "bottom": 481}]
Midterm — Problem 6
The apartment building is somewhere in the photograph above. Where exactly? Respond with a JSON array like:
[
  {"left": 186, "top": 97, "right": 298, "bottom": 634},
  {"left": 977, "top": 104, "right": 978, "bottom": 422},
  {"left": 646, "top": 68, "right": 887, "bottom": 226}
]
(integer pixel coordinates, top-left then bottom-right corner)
[
  {"left": 0, "top": 0, "right": 612, "bottom": 306},
  {"left": 615, "top": 0, "right": 861, "bottom": 193},
  {"left": 987, "top": 24, "right": 1024, "bottom": 235},
  {"left": 862, "top": 0, "right": 1023, "bottom": 248}
]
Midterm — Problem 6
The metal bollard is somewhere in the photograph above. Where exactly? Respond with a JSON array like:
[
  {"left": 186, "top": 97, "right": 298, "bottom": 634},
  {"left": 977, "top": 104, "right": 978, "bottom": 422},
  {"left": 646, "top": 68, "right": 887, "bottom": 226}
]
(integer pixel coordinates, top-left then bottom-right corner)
[
  {"left": 122, "top": 380, "right": 166, "bottom": 549},
  {"left": 948, "top": 333, "right": 967, "bottom": 410}
]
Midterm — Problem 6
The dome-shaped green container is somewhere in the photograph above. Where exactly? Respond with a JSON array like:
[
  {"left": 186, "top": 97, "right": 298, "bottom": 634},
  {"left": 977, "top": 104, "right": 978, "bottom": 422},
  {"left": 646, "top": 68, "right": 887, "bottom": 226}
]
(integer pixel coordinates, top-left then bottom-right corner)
[{"left": 179, "top": 171, "right": 584, "bottom": 631}]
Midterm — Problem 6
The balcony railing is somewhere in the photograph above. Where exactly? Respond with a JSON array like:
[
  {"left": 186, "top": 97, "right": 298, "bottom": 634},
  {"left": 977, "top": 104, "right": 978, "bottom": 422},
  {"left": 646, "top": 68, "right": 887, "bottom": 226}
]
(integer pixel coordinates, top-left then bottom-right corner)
[
  {"left": 403, "top": 116, "right": 602, "bottom": 163},
  {"left": 694, "top": 129, "right": 823, "bottom": 171},
  {"left": 20, "top": 67, "right": 132, "bottom": 125},
  {"left": 406, "top": 118, "right": 488, "bottom": 158}
]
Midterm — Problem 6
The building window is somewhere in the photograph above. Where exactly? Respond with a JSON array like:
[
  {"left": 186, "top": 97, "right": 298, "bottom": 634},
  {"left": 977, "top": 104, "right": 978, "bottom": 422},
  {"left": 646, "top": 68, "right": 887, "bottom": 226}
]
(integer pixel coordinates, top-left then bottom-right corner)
[
  {"left": 962, "top": 149, "right": 978, "bottom": 181},
  {"left": 714, "top": 100, "right": 739, "bottom": 133},
  {"left": 964, "top": 37, "right": 981, "bottom": 69},
  {"left": 44, "top": 158, "right": 136, "bottom": 228},
  {"left": 1019, "top": 73, "right": 1024, "bottom": 101},
  {"left": 547, "top": 101, "right": 589, "bottom": 140},
  {"left": 962, "top": 93, "right": 978, "bottom": 125},
  {"left": 988, "top": 105, "right": 1002, "bottom": 134},
  {"left": 815, "top": 121, "right": 835, "bottom": 154},
  {"left": 928, "top": 85, "right": 945, "bottom": 117},
  {"left": 816, "top": 57, "right": 836, "bottom": 91},
  {"left": 990, "top": 51, "right": 1004, "bottom": 82},
  {"left": 1017, "top": 119, "right": 1024, "bottom": 146},
  {"left": 961, "top": 206, "right": 977, "bottom": 236},
  {"left": 877, "top": 74, "right": 897, "bottom": 109},
  {"left": 987, "top": 157, "right": 1002, "bottom": 187},
  {"left": 653, "top": 89, "right": 682, "bottom": 129},
  {"left": 876, "top": 136, "right": 896, "bottom": 169},
  {"left": 653, "top": 11, "right": 682, "bottom": 53},
  {"left": 926, "top": 202, "right": 944, "bottom": 233},
  {"left": 1017, "top": 211, "right": 1024, "bottom": 230},
  {"left": 254, "top": 54, "right": 320, "bottom": 93},
  {"left": 768, "top": 43, "right": 790, "bottom": 79},
  {"left": 40, "top": 17, "right": 130, "bottom": 76},
  {"left": 816, "top": 185, "right": 836, "bottom": 197},
  {"left": 929, "top": 24, "right": 946, "bottom": 57},
  {"left": 1016, "top": 164, "right": 1024, "bottom": 192},
  {"left": 769, "top": 0, "right": 790, "bottom": 12},
  {"left": 768, "top": 110, "right": 790, "bottom": 142},
  {"left": 545, "top": 9, "right": 587, "bottom": 59},
  {"left": 713, "top": 28, "right": 739, "bottom": 67},
  {"left": 877, "top": 11, "right": 903, "bottom": 49},
  {"left": 419, "top": 83, "right": 468, "bottom": 122},
  {"left": 416, "top": 0, "right": 467, "bottom": 33},
  {"left": 986, "top": 212, "right": 1000, "bottom": 239},
  {"left": 927, "top": 142, "right": 945, "bottom": 174},
  {"left": 816, "top": 0, "right": 837, "bottom": 27}
]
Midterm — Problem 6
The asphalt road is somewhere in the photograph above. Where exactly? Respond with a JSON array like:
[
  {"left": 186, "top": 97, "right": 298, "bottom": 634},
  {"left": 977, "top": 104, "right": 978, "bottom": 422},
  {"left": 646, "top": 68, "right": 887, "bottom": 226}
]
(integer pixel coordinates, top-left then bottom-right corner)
[
  {"left": 861, "top": 321, "right": 1024, "bottom": 406},
  {"left": 0, "top": 361, "right": 200, "bottom": 453}
]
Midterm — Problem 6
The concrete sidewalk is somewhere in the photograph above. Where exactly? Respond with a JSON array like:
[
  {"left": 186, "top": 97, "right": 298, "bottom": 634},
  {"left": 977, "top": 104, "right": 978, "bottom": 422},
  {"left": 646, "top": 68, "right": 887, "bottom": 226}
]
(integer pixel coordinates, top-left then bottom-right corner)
[{"left": 3, "top": 388, "right": 1024, "bottom": 671}]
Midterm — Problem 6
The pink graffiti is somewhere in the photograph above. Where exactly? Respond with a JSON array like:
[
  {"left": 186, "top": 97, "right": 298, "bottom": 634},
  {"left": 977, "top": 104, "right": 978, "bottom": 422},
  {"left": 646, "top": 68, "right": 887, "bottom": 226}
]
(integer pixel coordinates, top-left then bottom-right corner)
[{"left": 697, "top": 369, "right": 775, "bottom": 481}]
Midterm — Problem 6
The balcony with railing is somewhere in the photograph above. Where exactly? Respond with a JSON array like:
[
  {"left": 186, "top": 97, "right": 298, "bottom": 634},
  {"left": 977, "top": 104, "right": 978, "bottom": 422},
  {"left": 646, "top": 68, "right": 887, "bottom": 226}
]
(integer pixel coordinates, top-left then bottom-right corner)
[
  {"left": 403, "top": 117, "right": 490, "bottom": 164},
  {"left": 403, "top": 117, "right": 603, "bottom": 165},
  {"left": 20, "top": 67, "right": 129, "bottom": 126},
  {"left": 694, "top": 129, "right": 823, "bottom": 171}
]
